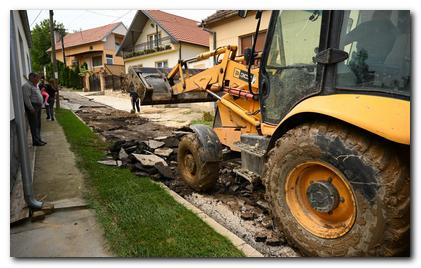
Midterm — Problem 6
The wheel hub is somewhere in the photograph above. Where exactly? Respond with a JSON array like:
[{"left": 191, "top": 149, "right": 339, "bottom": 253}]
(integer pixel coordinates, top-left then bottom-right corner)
[
  {"left": 184, "top": 154, "right": 196, "bottom": 174},
  {"left": 285, "top": 161, "right": 357, "bottom": 239},
  {"left": 306, "top": 179, "right": 340, "bottom": 213}
]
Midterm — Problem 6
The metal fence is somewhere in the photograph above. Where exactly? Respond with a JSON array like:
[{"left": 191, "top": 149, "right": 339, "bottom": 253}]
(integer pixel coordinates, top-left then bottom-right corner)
[
  {"left": 105, "top": 75, "right": 123, "bottom": 90},
  {"left": 122, "top": 36, "right": 174, "bottom": 59}
]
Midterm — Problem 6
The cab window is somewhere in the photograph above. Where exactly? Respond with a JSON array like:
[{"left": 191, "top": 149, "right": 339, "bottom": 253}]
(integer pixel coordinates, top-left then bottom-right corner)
[
  {"left": 336, "top": 10, "right": 410, "bottom": 95},
  {"left": 262, "top": 10, "right": 323, "bottom": 124}
]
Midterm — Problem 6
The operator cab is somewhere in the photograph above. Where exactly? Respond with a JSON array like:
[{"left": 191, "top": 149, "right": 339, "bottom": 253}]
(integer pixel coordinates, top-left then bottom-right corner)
[{"left": 256, "top": 10, "right": 411, "bottom": 124}]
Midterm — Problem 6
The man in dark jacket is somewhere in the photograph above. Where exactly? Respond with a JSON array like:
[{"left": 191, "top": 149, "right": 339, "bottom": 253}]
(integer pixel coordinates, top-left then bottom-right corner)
[
  {"left": 129, "top": 89, "right": 140, "bottom": 113},
  {"left": 22, "top": 73, "right": 46, "bottom": 146}
]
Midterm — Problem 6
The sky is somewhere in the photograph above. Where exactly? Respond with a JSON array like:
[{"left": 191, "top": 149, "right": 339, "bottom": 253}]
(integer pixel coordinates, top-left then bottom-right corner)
[{"left": 27, "top": 10, "right": 216, "bottom": 32}]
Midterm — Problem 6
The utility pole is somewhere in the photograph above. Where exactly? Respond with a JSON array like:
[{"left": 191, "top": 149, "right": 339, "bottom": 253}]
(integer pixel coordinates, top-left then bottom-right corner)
[
  {"left": 49, "top": 10, "right": 60, "bottom": 108},
  {"left": 60, "top": 31, "right": 66, "bottom": 66}
]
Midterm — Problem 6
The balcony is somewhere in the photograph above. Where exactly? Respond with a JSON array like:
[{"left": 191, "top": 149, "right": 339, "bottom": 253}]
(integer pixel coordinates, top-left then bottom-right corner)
[{"left": 122, "top": 36, "right": 174, "bottom": 59}]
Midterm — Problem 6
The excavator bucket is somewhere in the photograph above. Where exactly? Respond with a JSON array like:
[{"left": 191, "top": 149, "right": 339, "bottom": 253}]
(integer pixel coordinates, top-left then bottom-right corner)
[{"left": 127, "top": 66, "right": 215, "bottom": 105}]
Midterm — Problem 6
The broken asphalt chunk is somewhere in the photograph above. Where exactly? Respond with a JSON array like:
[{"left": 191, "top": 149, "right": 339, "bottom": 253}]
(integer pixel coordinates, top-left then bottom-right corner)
[
  {"left": 266, "top": 236, "right": 282, "bottom": 246},
  {"left": 254, "top": 232, "right": 268, "bottom": 242},
  {"left": 97, "top": 159, "right": 122, "bottom": 166},
  {"left": 146, "top": 140, "right": 165, "bottom": 149},
  {"left": 109, "top": 140, "right": 125, "bottom": 153},
  {"left": 163, "top": 137, "right": 179, "bottom": 148},
  {"left": 240, "top": 211, "right": 255, "bottom": 221},
  {"left": 119, "top": 148, "right": 128, "bottom": 159},
  {"left": 132, "top": 153, "right": 168, "bottom": 167},
  {"left": 154, "top": 162, "right": 175, "bottom": 179},
  {"left": 154, "top": 147, "right": 173, "bottom": 157},
  {"left": 154, "top": 136, "right": 168, "bottom": 141},
  {"left": 256, "top": 200, "right": 270, "bottom": 211}
]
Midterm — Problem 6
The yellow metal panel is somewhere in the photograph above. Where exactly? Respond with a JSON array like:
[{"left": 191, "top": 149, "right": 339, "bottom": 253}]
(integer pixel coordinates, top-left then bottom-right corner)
[
  {"left": 213, "top": 127, "right": 242, "bottom": 152},
  {"left": 214, "top": 96, "right": 259, "bottom": 150},
  {"left": 263, "top": 94, "right": 410, "bottom": 145}
]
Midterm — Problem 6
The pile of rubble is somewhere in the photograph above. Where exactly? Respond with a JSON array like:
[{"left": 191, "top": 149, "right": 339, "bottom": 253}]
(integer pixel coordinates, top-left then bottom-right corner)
[{"left": 98, "top": 130, "right": 192, "bottom": 182}]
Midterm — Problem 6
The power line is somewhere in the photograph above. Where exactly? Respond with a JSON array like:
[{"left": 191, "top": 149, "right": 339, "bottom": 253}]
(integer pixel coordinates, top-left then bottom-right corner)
[
  {"left": 70, "top": 10, "right": 88, "bottom": 23},
  {"left": 86, "top": 10, "right": 120, "bottom": 18},
  {"left": 30, "top": 10, "right": 44, "bottom": 27},
  {"left": 111, "top": 10, "right": 133, "bottom": 23}
]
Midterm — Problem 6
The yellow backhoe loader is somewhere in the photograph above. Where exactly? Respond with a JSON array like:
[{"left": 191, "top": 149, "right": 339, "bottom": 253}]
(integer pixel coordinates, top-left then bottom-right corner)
[{"left": 127, "top": 10, "right": 410, "bottom": 256}]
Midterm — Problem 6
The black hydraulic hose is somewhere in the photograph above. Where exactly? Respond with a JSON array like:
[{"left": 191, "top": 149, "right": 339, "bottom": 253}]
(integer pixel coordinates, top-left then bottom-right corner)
[{"left": 248, "top": 11, "right": 262, "bottom": 97}]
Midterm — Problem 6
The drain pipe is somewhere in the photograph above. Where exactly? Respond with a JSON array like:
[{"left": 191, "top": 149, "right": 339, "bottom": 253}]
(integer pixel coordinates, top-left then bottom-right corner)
[
  {"left": 200, "top": 24, "right": 217, "bottom": 65},
  {"left": 10, "top": 12, "right": 43, "bottom": 210}
]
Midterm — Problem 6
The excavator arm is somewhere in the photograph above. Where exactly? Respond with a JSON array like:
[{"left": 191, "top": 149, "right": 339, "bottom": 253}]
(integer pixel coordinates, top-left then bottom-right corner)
[
  {"left": 124, "top": 11, "right": 265, "bottom": 151},
  {"left": 126, "top": 45, "right": 262, "bottom": 135}
]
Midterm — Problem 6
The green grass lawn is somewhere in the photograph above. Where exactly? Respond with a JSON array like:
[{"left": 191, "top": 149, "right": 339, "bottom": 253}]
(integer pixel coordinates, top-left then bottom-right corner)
[
  {"left": 56, "top": 108, "right": 243, "bottom": 257},
  {"left": 190, "top": 119, "right": 213, "bottom": 127},
  {"left": 191, "top": 111, "right": 214, "bottom": 127}
]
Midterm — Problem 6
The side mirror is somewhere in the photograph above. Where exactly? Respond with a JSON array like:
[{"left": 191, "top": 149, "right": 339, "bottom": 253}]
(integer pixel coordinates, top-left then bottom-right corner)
[
  {"left": 244, "top": 48, "right": 253, "bottom": 65},
  {"left": 238, "top": 10, "right": 248, "bottom": 18}
]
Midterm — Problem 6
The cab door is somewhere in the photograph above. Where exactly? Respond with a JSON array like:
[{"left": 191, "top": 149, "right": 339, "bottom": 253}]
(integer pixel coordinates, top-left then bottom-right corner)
[{"left": 259, "top": 10, "right": 327, "bottom": 124}]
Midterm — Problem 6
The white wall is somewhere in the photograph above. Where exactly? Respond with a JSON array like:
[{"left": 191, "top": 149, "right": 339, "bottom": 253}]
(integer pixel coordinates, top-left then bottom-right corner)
[
  {"left": 124, "top": 50, "right": 179, "bottom": 72},
  {"left": 111, "top": 23, "right": 127, "bottom": 36},
  {"left": 11, "top": 11, "right": 32, "bottom": 120},
  {"left": 125, "top": 17, "right": 209, "bottom": 71},
  {"left": 124, "top": 42, "right": 210, "bottom": 72},
  {"left": 104, "top": 33, "right": 115, "bottom": 50},
  {"left": 208, "top": 11, "right": 271, "bottom": 56},
  {"left": 180, "top": 43, "right": 207, "bottom": 59},
  {"left": 135, "top": 18, "right": 169, "bottom": 45},
  {"left": 13, "top": 11, "right": 31, "bottom": 86},
  {"left": 180, "top": 43, "right": 211, "bottom": 69}
]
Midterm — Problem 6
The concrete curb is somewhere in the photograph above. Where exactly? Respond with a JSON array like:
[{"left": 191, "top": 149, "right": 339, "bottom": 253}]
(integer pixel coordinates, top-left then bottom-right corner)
[{"left": 157, "top": 182, "right": 263, "bottom": 257}]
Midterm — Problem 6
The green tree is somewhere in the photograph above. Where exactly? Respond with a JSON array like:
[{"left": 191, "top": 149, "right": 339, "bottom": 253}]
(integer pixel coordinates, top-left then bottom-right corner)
[{"left": 30, "top": 19, "right": 66, "bottom": 73}]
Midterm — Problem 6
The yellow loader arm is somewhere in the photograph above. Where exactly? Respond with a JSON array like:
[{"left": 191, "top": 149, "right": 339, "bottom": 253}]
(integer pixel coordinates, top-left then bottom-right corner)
[{"left": 167, "top": 45, "right": 260, "bottom": 95}]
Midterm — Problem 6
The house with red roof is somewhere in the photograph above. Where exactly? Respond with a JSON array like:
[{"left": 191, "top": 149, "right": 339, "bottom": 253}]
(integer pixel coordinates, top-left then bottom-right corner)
[
  {"left": 48, "top": 22, "right": 127, "bottom": 91},
  {"left": 116, "top": 10, "right": 210, "bottom": 72},
  {"left": 199, "top": 10, "right": 271, "bottom": 56}
]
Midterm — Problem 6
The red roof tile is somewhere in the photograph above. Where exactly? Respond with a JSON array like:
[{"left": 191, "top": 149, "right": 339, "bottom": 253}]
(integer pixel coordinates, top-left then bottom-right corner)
[
  {"left": 49, "top": 22, "right": 122, "bottom": 51},
  {"left": 144, "top": 10, "right": 209, "bottom": 47},
  {"left": 201, "top": 10, "right": 238, "bottom": 26}
]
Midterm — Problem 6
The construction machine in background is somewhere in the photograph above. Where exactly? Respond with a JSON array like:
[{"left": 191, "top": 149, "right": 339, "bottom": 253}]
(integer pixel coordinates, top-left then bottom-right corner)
[{"left": 126, "top": 10, "right": 410, "bottom": 256}]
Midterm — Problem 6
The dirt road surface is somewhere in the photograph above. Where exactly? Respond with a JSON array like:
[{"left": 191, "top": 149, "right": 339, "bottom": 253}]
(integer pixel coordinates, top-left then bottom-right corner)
[{"left": 77, "top": 90, "right": 214, "bottom": 129}]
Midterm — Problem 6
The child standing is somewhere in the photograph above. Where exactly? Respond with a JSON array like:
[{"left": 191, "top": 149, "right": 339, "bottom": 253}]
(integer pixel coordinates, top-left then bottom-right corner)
[{"left": 40, "top": 87, "right": 49, "bottom": 108}]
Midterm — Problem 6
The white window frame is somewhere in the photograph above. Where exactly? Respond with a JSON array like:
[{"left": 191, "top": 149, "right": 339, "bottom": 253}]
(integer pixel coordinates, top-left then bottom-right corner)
[
  {"left": 106, "top": 54, "right": 113, "bottom": 65},
  {"left": 155, "top": 60, "right": 168, "bottom": 68},
  {"left": 147, "top": 32, "right": 162, "bottom": 49}
]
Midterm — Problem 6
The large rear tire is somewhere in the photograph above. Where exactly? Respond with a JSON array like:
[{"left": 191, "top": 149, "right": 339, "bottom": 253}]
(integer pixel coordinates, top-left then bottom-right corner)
[
  {"left": 263, "top": 121, "right": 410, "bottom": 256},
  {"left": 177, "top": 133, "right": 220, "bottom": 192}
]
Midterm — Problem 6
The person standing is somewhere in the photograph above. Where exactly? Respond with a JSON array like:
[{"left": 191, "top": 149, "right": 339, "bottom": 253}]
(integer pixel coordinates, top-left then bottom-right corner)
[
  {"left": 44, "top": 79, "right": 57, "bottom": 121},
  {"left": 129, "top": 89, "right": 140, "bottom": 113},
  {"left": 22, "top": 73, "right": 46, "bottom": 146}
]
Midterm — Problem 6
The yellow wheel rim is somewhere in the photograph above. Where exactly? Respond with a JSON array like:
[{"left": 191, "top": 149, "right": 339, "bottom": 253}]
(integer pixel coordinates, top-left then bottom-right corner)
[{"left": 285, "top": 161, "right": 357, "bottom": 239}]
